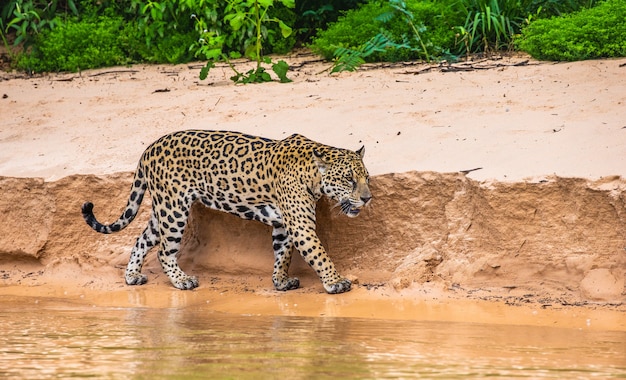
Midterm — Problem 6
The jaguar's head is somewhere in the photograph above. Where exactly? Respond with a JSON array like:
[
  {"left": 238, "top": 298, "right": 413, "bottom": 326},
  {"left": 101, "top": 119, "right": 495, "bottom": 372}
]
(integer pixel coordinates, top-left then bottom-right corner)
[{"left": 314, "top": 145, "right": 372, "bottom": 218}]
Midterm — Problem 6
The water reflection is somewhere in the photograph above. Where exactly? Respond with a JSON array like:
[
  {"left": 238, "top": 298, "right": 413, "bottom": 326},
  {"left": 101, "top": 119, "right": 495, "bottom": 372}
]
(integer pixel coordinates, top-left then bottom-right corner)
[{"left": 1, "top": 296, "right": 624, "bottom": 379}]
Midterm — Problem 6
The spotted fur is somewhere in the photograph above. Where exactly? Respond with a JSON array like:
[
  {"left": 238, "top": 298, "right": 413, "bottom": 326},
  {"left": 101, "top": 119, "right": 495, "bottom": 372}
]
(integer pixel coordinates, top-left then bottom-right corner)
[{"left": 82, "top": 130, "right": 371, "bottom": 293}]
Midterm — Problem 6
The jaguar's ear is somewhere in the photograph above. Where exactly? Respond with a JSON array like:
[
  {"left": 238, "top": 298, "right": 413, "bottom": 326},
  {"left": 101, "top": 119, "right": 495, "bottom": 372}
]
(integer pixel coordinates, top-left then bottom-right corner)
[
  {"left": 313, "top": 148, "right": 329, "bottom": 174},
  {"left": 356, "top": 145, "right": 365, "bottom": 159}
]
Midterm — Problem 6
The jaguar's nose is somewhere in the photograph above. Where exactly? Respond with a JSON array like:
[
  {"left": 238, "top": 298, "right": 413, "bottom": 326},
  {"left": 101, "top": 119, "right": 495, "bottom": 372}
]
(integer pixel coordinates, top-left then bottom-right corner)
[{"left": 361, "top": 195, "right": 372, "bottom": 204}]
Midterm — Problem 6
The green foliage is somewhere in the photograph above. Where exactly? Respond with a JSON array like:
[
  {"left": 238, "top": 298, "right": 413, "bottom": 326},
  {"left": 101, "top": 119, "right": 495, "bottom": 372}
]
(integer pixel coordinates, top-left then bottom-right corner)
[
  {"left": 533, "top": 0, "right": 599, "bottom": 17},
  {"left": 296, "top": 0, "right": 364, "bottom": 43},
  {"left": 311, "top": 0, "right": 461, "bottom": 63},
  {"left": 266, "top": 3, "right": 297, "bottom": 54},
  {"left": 1, "top": 0, "right": 299, "bottom": 80},
  {"left": 331, "top": 0, "right": 445, "bottom": 72},
  {"left": 517, "top": 0, "right": 626, "bottom": 61},
  {"left": 311, "top": 1, "right": 389, "bottom": 60},
  {"left": 16, "top": 16, "right": 130, "bottom": 72},
  {"left": 129, "top": 0, "right": 214, "bottom": 48},
  {"left": 2, "top": 0, "right": 299, "bottom": 60},
  {"left": 1, "top": 0, "right": 77, "bottom": 47},
  {"left": 454, "top": 0, "right": 601, "bottom": 54},
  {"left": 378, "top": 0, "right": 434, "bottom": 61},
  {"left": 331, "top": 32, "right": 398, "bottom": 72},
  {"left": 312, "top": 0, "right": 606, "bottom": 65},
  {"left": 2, "top": 0, "right": 297, "bottom": 76},
  {"left": 455, "top": 0, "right": 526, "bottom": 53},
  {"left": 136, "top": 32, "right": 198, "bottom": 64},
  {"left": 194, "top": 0, "right": 295, "bottom": 84},
  {"left": 188, "top": 0, "right": 297, "bottom": 60},
  {"left": 1, "top": 0, "right": 618, "bottom": 74}
]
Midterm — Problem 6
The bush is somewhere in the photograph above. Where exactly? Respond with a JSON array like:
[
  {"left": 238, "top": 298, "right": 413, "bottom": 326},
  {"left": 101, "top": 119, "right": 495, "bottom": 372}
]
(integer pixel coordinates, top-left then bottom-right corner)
[
  {"left": 310, "top": 0, "right": 462, "bottom": 62},
  {"left": 456, "top": 0, "right": 531, "bottom": 53},
  {"left": 1, "top": 0, "right": 77, "bottom": 47},
  {"left": 266, "top": 3, "right": 298, "bottom": 54},
  {"left": 16, "top": 16, "right": 133, "bottom": 72},
  {"left": 533, "top": 0, "right": 599, "bottom": 17},
  {"left": 133, "top": 0, "right": 296, "bottom": 59},
  {"left": 135, "top": 32, "right": 198, "bottom": 64},
  {"left": 4, "top": 0, "right": 298, "bottom": 73},
  {"left": 517, "top": 0, "right": 626, "bottom": 60},
  {"left": 295, "top": 0, "right": 364, "bottom": 43},
  {"left": 456, "top": 0, "right": 602, "bottom": 54}
]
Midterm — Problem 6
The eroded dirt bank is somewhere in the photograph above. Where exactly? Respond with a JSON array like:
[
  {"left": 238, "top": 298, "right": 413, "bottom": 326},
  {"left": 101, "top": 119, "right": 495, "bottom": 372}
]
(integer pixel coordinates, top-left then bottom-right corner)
[{"left": 1, "top": 171, "right": 624, "bottom": 309}]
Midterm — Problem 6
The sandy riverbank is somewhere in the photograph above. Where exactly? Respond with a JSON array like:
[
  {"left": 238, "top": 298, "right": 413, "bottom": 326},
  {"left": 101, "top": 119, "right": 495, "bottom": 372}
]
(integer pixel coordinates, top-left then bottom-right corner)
[{"left": 1, "top": 53, "right": 625, "bottom": 329}]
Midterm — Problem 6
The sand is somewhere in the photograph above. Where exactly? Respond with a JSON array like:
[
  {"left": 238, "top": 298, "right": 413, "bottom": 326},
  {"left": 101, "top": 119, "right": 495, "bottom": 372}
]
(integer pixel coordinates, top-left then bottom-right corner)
[{"left": 1, "top": 52, "right": 625, "bottom": 328}]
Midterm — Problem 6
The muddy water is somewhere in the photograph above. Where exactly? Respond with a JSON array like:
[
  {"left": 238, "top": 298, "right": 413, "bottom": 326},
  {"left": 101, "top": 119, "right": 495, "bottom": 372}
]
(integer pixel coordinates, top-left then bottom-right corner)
[{"left": 1, "top": 296, "right": 625, "bottom": 379}]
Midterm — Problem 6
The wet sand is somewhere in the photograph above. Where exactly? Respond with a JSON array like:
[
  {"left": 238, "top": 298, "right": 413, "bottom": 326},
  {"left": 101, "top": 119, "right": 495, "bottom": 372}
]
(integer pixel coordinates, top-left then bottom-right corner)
[{"left": 2, "top": 272, "right": 625, "bottom": 331}]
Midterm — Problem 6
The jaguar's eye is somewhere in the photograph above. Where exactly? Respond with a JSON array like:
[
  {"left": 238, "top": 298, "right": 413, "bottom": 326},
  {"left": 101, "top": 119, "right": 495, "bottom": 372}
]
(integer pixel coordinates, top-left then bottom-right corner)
[{"left": 345, "top": 176, "right": 356, "bottom": 188}]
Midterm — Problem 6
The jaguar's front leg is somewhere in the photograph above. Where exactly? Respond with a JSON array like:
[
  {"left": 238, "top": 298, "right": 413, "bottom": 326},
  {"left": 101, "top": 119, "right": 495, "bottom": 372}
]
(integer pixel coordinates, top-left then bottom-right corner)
[
  {"left": 271, "top": 226, "right": 300, "bottom": 291},
  {"left": 281, "top": 199, "right": 352, "bottom": 294},
  {"left": 290, "top": 228, "right": 351, "bottom": 294}
]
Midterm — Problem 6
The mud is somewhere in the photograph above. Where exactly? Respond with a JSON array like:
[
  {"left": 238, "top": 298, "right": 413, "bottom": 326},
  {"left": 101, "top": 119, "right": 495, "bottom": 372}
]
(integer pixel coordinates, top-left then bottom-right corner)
[{"left": 1, "top": 171, "right": 624, "bottom": 308}]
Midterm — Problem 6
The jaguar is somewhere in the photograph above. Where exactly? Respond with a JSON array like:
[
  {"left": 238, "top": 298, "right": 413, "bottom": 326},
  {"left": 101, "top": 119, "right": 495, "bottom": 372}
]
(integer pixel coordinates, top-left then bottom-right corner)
[{"left": 82, "top": 130, "right": 372, "bottom": 293}]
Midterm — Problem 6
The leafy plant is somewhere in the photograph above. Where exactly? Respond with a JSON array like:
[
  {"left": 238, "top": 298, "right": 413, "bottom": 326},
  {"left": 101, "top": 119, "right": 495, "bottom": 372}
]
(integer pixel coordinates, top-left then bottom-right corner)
[
  {"left": 455, "top": 0, "right": 528, "bottom": 54},
  {"left": 16, "top": 15, "right": 131, "bottom": 72},
  {"left": 193, "top": 0, "right": 295, "bottom": 84},
  {"left": 378, "top": 0, "right": 432, "bottom": 61},
  {"left": 2, "top": 0, "right": 77, "bottom": 47},
  {"left": 135, "top": 31, "right": 198, "bottom": 64},
  {"left": 130, "top": 0, "right": 209, "bottom": 48},
  {"left": 331, "top": 0, "right": 434, "bottom": 73},
  {"left": 296, "top": 0, "right": 364, "bottom": 43},
  {"left": 264, "top": 3, "right": 297, "bottom": 54},
  {"left": 311, "top": 0, "right": 460, "bottom": 64},
  {"left": 299, "top": 4, "right": 335, "bottom": 42},
  {"left": 331, "top": 32, "right": 398, "bottom": 72},
  {"left": 0, "top": 19, "right": 13, "bottom": 61},
  {"left": 532, "top": 0, "right": 599, "bottom": 16},
  {"left": 4, "top": 0, "right": 297, "bottom": 74},
  {"left": 454, "top": 0, "right": 601, "bottom": 55},
  {"left": 517, "top": 0, "right": 626, "bottom": 61}
]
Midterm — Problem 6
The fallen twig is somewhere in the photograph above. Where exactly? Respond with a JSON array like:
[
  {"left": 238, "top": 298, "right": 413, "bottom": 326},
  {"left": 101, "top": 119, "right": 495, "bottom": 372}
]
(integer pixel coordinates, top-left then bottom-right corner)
[
  {"left": 402, "top": 59, "right": 531, "bottom": 75},
  {"left": 88, "top": 69, "right": 139, "bottom": 77},
  {"left": 460, "top": 167, "right": 483, "bottom": 175}
]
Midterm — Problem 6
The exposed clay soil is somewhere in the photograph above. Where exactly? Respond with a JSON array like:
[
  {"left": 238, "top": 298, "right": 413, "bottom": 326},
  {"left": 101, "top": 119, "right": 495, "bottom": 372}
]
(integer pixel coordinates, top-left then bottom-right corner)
[{"left": 1, "top": 53, "right": 625, "bottom": 326}]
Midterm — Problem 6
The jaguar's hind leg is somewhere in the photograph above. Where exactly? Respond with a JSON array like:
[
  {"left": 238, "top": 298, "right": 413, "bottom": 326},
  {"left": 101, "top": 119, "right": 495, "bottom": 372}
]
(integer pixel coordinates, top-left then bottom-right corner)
[
  {"left": 155, "top": 205, "right": 198, "bottom": 290},
  {"left": 125, "top": 211, "right": 160, "bottom": 285},
  {"left": 271, "top": 225, "right": 299, "bottom": 291}
]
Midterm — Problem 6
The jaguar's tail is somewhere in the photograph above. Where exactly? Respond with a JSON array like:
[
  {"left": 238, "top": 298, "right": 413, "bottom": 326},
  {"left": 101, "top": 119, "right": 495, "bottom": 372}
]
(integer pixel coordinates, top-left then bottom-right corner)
[{"left": 82, "top": 164, "right": 148, "bottom": 234}]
